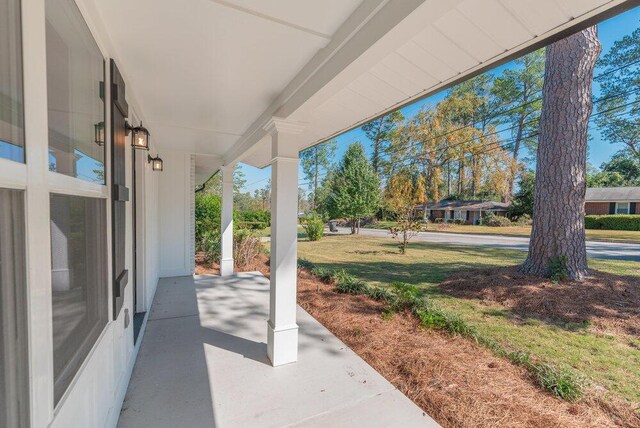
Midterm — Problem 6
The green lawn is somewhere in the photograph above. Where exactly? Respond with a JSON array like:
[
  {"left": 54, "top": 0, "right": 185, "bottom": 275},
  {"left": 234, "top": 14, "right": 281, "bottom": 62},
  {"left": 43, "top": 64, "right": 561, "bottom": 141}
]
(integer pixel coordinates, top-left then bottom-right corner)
[
  {"left": 366, "top": 221, "right": 640, "bottom": 243},
  {"left": 298, "top": 234, "right": 640, "bottom": 403}
]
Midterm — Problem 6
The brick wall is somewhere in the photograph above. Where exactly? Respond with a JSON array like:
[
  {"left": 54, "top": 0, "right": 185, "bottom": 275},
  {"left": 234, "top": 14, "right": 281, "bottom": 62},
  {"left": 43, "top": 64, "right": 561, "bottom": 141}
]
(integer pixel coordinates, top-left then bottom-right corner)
[{"left": 585, "top": 202, "right": 611, "bottom": 215}]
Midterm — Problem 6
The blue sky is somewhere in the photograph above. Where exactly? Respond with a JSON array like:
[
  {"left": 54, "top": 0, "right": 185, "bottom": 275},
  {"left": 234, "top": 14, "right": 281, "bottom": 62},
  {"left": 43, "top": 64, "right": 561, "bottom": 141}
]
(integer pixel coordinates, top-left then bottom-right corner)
[{"left": 239, "top": 6, "right": 640, "bottom": 195}]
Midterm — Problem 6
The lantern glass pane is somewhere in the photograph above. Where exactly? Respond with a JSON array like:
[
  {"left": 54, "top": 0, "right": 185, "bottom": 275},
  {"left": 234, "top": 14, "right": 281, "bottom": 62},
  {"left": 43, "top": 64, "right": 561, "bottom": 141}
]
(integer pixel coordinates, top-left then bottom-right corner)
[{"left": 133, "top": 129, "right": 148, "bottom": 149}]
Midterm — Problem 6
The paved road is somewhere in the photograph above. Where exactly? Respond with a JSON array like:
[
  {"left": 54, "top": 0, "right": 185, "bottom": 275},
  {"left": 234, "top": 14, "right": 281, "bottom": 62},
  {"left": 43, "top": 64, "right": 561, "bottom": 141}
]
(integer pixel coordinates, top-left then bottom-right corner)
[{"left": 334, "top": 227, "right": 640, "bottom": 261}]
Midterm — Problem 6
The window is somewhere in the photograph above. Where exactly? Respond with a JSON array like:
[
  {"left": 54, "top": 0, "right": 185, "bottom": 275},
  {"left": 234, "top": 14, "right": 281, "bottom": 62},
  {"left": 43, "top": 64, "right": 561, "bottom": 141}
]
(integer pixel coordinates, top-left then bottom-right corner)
[
  {"left": 50, "top": 194, "right": 107, "bottom": 404},
  {"left": 0, "top": 0, "right": 25, "bottom": 163},
  {"left": 45, "top": 0, "right": 105, "bottom": 184},
  {"left": 0, "top": 189, "right": 29, "bottom": 426},
  {"left": 616, "top": 202, "right": 630, "bottom": 215}
]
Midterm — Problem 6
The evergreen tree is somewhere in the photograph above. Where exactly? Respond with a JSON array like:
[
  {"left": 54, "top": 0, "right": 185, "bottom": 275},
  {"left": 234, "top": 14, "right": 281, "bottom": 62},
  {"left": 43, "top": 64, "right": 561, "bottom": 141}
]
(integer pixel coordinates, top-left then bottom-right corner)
[
  {"left": 492, "top": 50, "right": 545, "bottom": 198},
  {"left": 361, "top": 111, "right": 404, "bottom": 177},
  {"left": 509, "top": 170, "right": 535, "bottom": 218},
  {"left": 300, "top": 139, "right": 337, "bottom": 209},
  {"left": 327, "top": 143, "right": 380, "bottom": 234}
]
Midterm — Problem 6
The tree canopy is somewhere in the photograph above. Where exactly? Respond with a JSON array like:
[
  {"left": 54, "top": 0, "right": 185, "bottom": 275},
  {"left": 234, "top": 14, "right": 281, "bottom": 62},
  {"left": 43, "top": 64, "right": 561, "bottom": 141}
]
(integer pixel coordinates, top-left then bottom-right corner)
[
  {"left": 595, "top": 25, "right": 640, "bottom": 159},
  {"left": 299, "top": 139, "right": 337, "bottom": 209}
]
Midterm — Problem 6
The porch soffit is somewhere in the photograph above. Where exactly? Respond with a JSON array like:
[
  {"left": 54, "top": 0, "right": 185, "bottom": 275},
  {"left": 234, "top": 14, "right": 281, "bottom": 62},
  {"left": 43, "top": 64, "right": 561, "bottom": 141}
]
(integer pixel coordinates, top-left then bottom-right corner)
[
  {"left": 87, "top": 0, "right": 637, "bottom": 177},
  {"left": 237, "top": 0, "right": 635, "bottom": 169}
]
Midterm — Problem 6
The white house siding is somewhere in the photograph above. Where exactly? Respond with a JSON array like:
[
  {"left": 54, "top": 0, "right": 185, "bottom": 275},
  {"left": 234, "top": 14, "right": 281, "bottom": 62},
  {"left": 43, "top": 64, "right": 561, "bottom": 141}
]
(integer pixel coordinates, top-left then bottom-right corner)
[
  {"left": 189, "top": 155, "right": 196, "bottom": 275},
  {"left": 158, "top": 150, "right": 195, "bottom": 277},
  {"left": 49, "top": 105, "right": 161, "bottom": 428},
  {"left": 14, "top": 0, "right": 163, "bottom": 425}
]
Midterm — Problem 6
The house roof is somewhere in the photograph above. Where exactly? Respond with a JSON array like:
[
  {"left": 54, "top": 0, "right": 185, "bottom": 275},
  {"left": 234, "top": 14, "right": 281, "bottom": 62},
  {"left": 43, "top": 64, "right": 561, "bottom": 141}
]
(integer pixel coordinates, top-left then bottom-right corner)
[
  {"left": 585, "top": 187, "right": 640, "bottom": 202},
  {"left": 424, "top": 200, "right": 481, "bottom": 209},
  {"left": 421, "top": 200, "right": 509, "bottom": 211},
  {"left": 456, "top": 201, "right": 510, "bottom": 211}
]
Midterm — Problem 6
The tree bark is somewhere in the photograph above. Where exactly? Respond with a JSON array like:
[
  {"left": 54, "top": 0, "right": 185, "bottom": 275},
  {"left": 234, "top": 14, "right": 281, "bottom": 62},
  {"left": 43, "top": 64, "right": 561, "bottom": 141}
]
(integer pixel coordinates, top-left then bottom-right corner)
[
  {"left": 521, "top": 26, "right": 601, "bottom": 281},
  {"left": 313, "top": 146, "right": 318, "bottom": 210},
  {"left": 506, "top": 113, "right": 525, "bottom": 202}
]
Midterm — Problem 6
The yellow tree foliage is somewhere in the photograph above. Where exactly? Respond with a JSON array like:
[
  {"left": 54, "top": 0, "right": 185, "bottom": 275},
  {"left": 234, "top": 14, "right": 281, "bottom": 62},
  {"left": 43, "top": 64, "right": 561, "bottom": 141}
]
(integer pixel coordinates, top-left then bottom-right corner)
[{"left": 385, "top": 169, "right": 428, "bottom": 254}]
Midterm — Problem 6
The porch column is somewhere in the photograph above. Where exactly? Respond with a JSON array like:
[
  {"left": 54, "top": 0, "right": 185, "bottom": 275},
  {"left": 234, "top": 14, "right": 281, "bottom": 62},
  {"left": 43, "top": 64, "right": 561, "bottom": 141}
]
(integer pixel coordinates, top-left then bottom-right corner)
[
  {"left": 264, "top": 117, "right": 306, "bottom": 366},
  {"left": 220, "top": 165, "right": 234, "bottom": 276}
]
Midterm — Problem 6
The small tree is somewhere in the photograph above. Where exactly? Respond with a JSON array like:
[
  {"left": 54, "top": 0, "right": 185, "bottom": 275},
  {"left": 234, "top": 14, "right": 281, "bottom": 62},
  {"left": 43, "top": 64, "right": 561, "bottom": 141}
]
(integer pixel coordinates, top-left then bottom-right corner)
[
  {"left": 302, "top": 211, "right": 324, "bottom": 241},
  {"left": 385, "top": 169, "right": 428, "bottom": 254},
  {"left": 327, "top": 143, "right": 380, "bottom": 234}
]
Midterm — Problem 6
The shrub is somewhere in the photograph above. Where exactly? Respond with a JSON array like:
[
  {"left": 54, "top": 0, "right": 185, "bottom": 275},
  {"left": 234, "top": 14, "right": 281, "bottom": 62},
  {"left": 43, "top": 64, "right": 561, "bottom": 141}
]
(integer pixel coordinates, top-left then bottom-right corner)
[
  {"left": 237, "top": 209, "right": 270, "bottom": 230},
  {"left": 389, "top": 282, "right": 420, "bottom": 309},
  {"left": 483, "top": 213, "right": 512, "bottom": 227},
  {"left": 302, "top": 211, "right": 325, "bottom": 241},
  {"left": 434, "top": 218, "right": 445, "bottom": 223},
  {"left": 333, "top": 270, "right": 367, "bottom": 294},
  {"left": 515, "top": 213, "right": 533, "bottom": 225},
  {"left": 584, "top": 215, "right": 600, "bottom": 229},
  {"left": 311, "top": 266, "right": 334, "bottom": 282},
  {"left": 200, "top": 229, "right": 221, "bottom": 262},
  {"left": 297, "top": 259, "right": 315, "bottom": 270},
  {"left": 366, "top": 286, "right": 394, "bottom": 302},
  {"left": 453, "top": 218, "right": 465, "bottom": 225},
  {"left": 233, "top": 229, "right": 262, "bottom": 269},
  {"left": 195, "top": 193, "right": 221, "bottom": 245},
  {"left": 585, "top": 214, "right": 640, "bottom": 231},
  {"left": 548, "top": 255, "right": 569, "bottom": 282}
]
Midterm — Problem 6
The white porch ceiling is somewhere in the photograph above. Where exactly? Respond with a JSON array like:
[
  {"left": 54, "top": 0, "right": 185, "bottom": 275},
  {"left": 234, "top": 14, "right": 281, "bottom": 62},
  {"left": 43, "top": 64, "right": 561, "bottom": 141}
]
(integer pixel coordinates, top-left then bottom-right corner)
[
  {"left": 239, "top": 0, "right": 634, "bottom": 169},
  {"left": 87, "top": 0, "right": 636, "bottom": 178},
  {"left": 89, "top": 0, "right": 362, "bottom": 155}
]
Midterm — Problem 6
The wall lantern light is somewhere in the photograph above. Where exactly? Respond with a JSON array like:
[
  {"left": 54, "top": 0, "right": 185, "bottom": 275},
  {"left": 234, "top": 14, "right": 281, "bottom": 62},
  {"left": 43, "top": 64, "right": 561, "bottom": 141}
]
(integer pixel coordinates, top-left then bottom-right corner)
[
  {"left": 94, "top": 121, "right": 105, "bottom": 146},
  {"left": 148, "top": 154, "right": 163, "bottom": 171},
  {"left": 127, "top": 121, "right": 150, "bottom": 150}
]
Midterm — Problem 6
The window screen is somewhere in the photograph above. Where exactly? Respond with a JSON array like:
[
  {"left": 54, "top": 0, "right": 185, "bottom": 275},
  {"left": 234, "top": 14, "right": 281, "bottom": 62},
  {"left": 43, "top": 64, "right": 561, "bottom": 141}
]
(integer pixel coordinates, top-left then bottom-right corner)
[
  {"left": 0, "top": 188, "right": 29, "bottom": 427},
  {"left": 50, "top": 194, "right": 107, "bottom": 404},
  {"left": 0, "top": 0, "right": 25, "bottom": 163}
]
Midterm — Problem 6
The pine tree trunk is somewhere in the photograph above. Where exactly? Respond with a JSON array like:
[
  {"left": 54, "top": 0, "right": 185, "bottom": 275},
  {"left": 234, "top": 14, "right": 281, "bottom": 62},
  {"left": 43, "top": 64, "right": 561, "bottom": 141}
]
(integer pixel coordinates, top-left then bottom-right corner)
[
  {"left": 447, "top": 160, "right": 451, "bottom": 197},
  {"left": 521, "top": 26, "right": 601, "bottom": 281},
  {"left": 313, "top": 146, "right": 318, "bottom": 210},
  {"left": 507, "top": 114, "right": 525, "bottom": 202}
]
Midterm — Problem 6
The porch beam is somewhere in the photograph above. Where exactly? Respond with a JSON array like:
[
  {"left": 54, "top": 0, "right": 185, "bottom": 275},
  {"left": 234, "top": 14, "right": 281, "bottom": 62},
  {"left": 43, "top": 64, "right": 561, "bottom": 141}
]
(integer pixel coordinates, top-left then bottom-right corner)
[
  {"left": 222, "top": 0, "right": 425, "bottom": 167},
  {"left": 264, "top": 117, "right": 306, "bottom": 366},
  {"left": 220, "top": 165, "right": 234, "bottom": 276}
]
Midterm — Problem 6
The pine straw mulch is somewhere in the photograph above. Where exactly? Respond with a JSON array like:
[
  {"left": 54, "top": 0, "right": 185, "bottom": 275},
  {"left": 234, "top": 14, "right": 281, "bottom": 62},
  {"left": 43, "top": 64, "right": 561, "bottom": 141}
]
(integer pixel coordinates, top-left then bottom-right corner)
[
  {"left": 439, "top": 267, "right": 640, "bottom": 338},
  {"left": 195, "top": 255, "right": 640, "bottom": 427}
]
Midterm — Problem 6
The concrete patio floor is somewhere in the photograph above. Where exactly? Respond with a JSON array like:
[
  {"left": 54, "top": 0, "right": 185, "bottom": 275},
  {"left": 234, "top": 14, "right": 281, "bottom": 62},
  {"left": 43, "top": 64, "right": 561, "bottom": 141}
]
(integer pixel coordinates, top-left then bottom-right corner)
[{"left": 118, "top": 273, "right": 437, "bottom": 428}]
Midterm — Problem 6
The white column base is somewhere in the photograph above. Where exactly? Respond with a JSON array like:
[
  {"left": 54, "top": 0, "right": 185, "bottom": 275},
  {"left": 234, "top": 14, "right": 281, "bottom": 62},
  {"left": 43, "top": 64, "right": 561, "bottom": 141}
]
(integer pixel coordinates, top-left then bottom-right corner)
[
  {"left": 267, "top": 322, "right": 298, "bottom": 366},
  {"left": 220, "top": 258, "right": 234, "bottom": 276}
]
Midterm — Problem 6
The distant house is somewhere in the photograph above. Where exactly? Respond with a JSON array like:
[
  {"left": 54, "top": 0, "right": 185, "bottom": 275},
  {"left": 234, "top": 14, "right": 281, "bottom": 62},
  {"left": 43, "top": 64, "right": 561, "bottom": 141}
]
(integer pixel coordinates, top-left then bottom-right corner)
[
  {"left": 415, "top": 200, "right": 510, "bottom": 225},
  {"left": 585, "top": 187, "right": 640, "bottom": 215}
]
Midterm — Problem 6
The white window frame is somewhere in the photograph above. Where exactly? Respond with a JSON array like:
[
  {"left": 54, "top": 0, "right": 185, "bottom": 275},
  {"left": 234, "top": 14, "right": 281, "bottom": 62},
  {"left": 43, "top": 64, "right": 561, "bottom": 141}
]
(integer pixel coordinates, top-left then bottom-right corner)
[
  {"left": 615, "top": 202, "right": 630, "bottom": 215},
  {"left": 13, "top": 0, "right": 113, "bottom": 423},
  {"left": 454, "top": 210, "right": 465, "bottom": 220}
]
